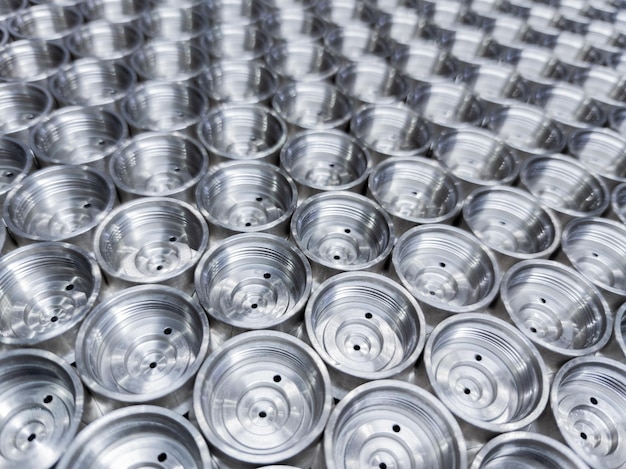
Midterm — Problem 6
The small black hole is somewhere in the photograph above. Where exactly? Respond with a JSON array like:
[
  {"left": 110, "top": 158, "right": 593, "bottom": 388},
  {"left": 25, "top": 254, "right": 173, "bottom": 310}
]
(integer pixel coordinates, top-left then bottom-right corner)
[
  {"left": 590, "top": 397, "right": 598, "bottom": 405},
  {"left": 439, "top": 262, "right": 446, "bottom": 268},
  {"left": 499, "top": 220, "right": 506, "bottom": 225},
  {"left": 540, "top": 298, "right": 546, "bottom": 303},
  {"left": 169, "top": 236, "right": 177, "bottom": 242},
  {"left": 365, "top": 312, "right": 373, "bottom": 319},
  {"left": 475, "top": 354, "right": 482, "bottom": 361},
  {"left": 245, "top": 222, "right": 252, "bottom": 227},
  {"left": 97, "top": 139, "right": 105, "bottom": 146},
  {"left": 259, "top": 411, "right": 267, "bottom": 418},
  {"left": 334, "top": 255, "right": 341, "bottom": 260},
  {"left": 156, "top": 265, "right": 163, "bottom": 271},
  {"left": 273, "top": 375, "right": 281, "bottom": 382},
  {"left": 329, "top": 163, "right": 335, "bottom": 167},
  {"left": 263, "top": 272, "right": 271, "bottom": 279},
  {"left": 344, "top": 228, "right": 351, "bottom": 233},
  {"left": 379, "top": 464, "right": 387, "bottom": 469},
  {"left": 149, "top": 362, "right": 157, "bottom": 369},
  {"left": 429, "top": 290, "right": 436, "bottom": 295},
  {"left": 592, "top": 252, "right": 598, "bottom": 257},
  {"left": 464, "top": 388, "right": 471, "bottom": 395},
  {"left": 411, "top": 191, "right": 417, "bottom": 195},
  {"left": 83, "top": 203, "right": 91, "bottom": 208},
  {"left": 353, "top": 344, "right": 361, "bottom": 351},
  {"left": 43, "top": 395, "right": 53, "bottom": 404},
  {"left": 158, "top": 453, "right": 167, "bottom": 462},
  {"left": 251, "top": 303, "right": 258, "bottom": 309},
  {"left": 530, "top": 327, "right": 537, "bottom": 333},
  {"left": 27, "top": 434, "right": 36, "bottom": 442},
  {"left": 26, "top": 114, "right": 34, "bottom": 120},
  {"left": 256, "top": 196, "right": 263, "bottom": 202},
  {"left": 5, "top": 172, "right": 13, "bottom": 177},
  {"left": 173, "top": 167, "right": 180, "bottom": 172},
  {"left": 164, "top": 328, "right": 172, "bottom": 335},
  {"left": 65, "top": 284, "right": 74, "bottom": 291},
  {"left": 50, "top": 316, "right": 58, "bottom": 323},
  {"left": 392, "top": 424, "right": 401, "bottom": 432},
  {"left": 581, "top": 432, "right": 587, "bottom": 440}
]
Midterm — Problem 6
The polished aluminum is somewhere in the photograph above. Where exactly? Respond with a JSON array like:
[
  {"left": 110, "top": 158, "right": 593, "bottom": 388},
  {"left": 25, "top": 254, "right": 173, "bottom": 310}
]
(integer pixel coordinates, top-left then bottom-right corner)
[
  {"left": 280, "top": 130, "right": 371, "bottom": 201},
  {"left": 389, "top": 40, "right": 457, "bottom": 88},
  {"left": 574, "top": 65, "right": 626, "bottom": 112},
  {"left": 392, "top": 224, "right": 499, "bottom": 316},
  {"left": 65, "top": 20, "right": 144, "bottom": 64},
  {"left": 0, "top": 0, "right": 26, "bottom": 23},
  {"left": 195, "top": 161, "right": 296, "bottom": 239},
  {"left": 57, "top": 405, "right": 212, "bottom": 469},
  {"left": 324, "top": 23, "right": 391, "bottom": 64},
  {"left": 0, "top": 136, "right": 33, "bottom": 206},
  {"left": 0, "top": 349, "right": 84, "bottom": 469},
  {"left": 335, "top": 60, "right": 408, "bottom": 106},
  {"left": 193, "top": 330, "right": 332, "bottom": 468},
  {"left": 324, "top": 380, "right": 467, "bottom": 469},
  {"left": 462, "top": 62, "right": 529, "bottom": 114},
  {"left": 612, "top": 182, "right": 626, "bottom": 224},
  {"left": 291, "top": 191, "right": 393, "bottom": 283},
  {"left": 615, "top": 303, "right": 626, "bottom": 356},
  {"left": 141, "top": 5, "right": 208, "bottom": 44},
  {"left": 130, "top": 40, "right": 209, "bottom": 85},
  {"left": 202, "top": 24, "right": 271, "bottom": 61},
  {"left": 305, "top": 272, "right": 425, "bottom": 398},
  {"left": 204, "top": 0, "right": 268, "bottom": 26},
  {"left": 8, "top": 4, "right": 83, "bottom": 44},
  {"left": 265, "top": 42, "right": 340, "bottom": 83},
  {"left": 80, "top": 0, "right": 151, "bottom": 26},
  {"left": 200, "top": 60, "right": 278, "bottom": 105},
  {"left": 3, "top": 165, "right": 116, "bottom": 248},
  {"left": 513, "top": 46, "right": 568, "bottom": 94},
  {"left": 0, "top": 82, "right": 53, "bottom": 142},
  {"left": 0, "top": 39, "right": 69, "bottom": 86},
  {"left": 568, "top": 128, "right": 626, "bottom": 188},
  {"left": 0, "top": 242, "right": 101, "bottom": 362},
  {"left": 93, "top": 197, "right": 208, "bottom": 291},
  {"left": 551, "top": 357, "right": 626, "bottom": 469},
  {"left": 462, "top": 186, "right": 561, "bottom": 268},
  {"left": 261, "top": 9, "right": 327, "bottom": 44},
  {"left": 425, "top": 313, "right": 549, "bottom": 432},
  {"left": 75, "top": 285, "right": 209, "bottom": 417}
]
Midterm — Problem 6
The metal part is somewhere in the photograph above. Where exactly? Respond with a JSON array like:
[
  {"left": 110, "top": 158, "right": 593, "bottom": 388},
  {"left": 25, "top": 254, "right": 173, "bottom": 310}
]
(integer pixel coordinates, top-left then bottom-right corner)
[{"left": 200, "top": 60, "right": 278, "bottom": 106}]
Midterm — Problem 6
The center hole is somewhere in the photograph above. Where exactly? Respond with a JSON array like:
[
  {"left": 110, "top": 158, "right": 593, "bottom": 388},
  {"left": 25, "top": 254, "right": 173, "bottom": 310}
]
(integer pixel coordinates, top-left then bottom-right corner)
[
  {"left": 475, "top": 354, "right": 482, "bottom": 361},
  {"left": 256, "top": 196, "right": 263, "bottom": 202},
  {"left": 43, "top": 395, "right": 53, "bottom": 404},
  {"left": 169, "top": 236, "right": 177, "bottom": 242},
  {"left": 164, "top": 328, "right": 172, "bottom": 335},
  {"left": 439, "top": 262, "right": 446, "bottom": 268},
  {"left": 540, "top": 298, "right": 546, "bottom": 303},
  {"left": 273, "top": 374, "right": 282, "bottom": 382},
  {"left": 50, "top": 316, "right": 58, "bottom": 323},
  {"left": 581, "top": 432, "right": 588, "bottom": 440},
  {"left": 590, "top": 397, "right": 598, "bottom": 405},
  {"left": 530, "top": 327, "right": 537, "bottom": 333},
  {"left": 365, "top": 312, "right": 373, "bottom": 319},
  {"left": 27, "top": 434, "right": 36, "bottom": 442},
  {"left": 149, "top": 362, "right": 157, "bottom": 369},
  {"left": 259, "top": 411, "right": 267, "bottom": 418},
  {"left": 83, "top": 203, "right": 91, "bottom": 208},
  {"left": 344, "top": 228, "right": 351, "bottom": 233},
  {"left": 592, "top": 252, "right": 598, "bottom": 257},
  {"left": 392, "top": 424, "right": 401, "bottom": 432},
  {"left": 379, "top": 463, "right": 387, "bottom": 469},
  {"left": 245, "top": 222, "right": 252, "bottom": 227},
  {"left": 156, "top": 265, "right": 163, "bottom": 271},
  {"left": 334, "top": 255, "right": 341, "bottom": 260},
  {"left": 464, "top": 388, "right": 471, "bottom": 395},
  {"left": 158, "top": 453, "right": 167, "bottom": 462},
  {"left": 353, "top": 344, "right": 361, "bottom": 351},
  {"left": 251, "top": 303, "right": 258, "bottom": 309},
  {"left": 263, "top": 272, "right": 271, "bottom": 279},
  {"left": 65, "top": 284, "right": 74, "bottom": 291}
]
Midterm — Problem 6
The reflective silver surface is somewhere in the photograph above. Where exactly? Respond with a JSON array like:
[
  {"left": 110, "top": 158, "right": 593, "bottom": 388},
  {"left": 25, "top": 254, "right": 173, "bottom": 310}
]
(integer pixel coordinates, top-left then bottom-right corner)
[
  {"left": 0, "top": 82, "right": 53, "bottom": 142},
  {"left": 265, "top": 42, "right": 340, "bottom": 83},
  {"left": 65, "top": 20, "right": 144, "bottom": 63},
  {"left": 130, "top": 40, "right": 209, "bottom": 84},
  {"left": 0, "top": 136, "right": 33, "bottom": 205},
  {"left": 202, "top": 24, "right": 271, "bottom": 61},
  {"left": 8, "top": 4, "right": 83, "bottom": 44},
  {"left": 0, "top": 39, "right": 69, "bottom": 86},
  {"left": 201, "top": 60, "right": 278, "bottom": 105},
  {"left": 335, "top": 59, "right": 408, "bottom": 106},
  {"left": 568, "top": 128, "right": 626, "bottom": 187}
]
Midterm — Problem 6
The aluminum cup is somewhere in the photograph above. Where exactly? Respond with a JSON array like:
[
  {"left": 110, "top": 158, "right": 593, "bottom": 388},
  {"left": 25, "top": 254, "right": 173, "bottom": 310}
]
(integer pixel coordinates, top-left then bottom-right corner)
[
  {"left": 551, "top": 32, "right": 597, "bottom": 78},
  {"left": 392, "top": 224, "right": 500, "bottom": 318},
  {"left": 265, "top": 42, "right": 340, "bottom": 83},
  {"left": 349, "top": 103, "right": 431, "bottom": 165},
  {"left": 389, "top": 40, "right": 457, "bottom": 88},
  {"left": 272, "top": 81, "right": 352, "bottom": 134},
  {"left": 200, "top": 60, "right": 278, "bottom": 106},
  {"left": 0, "top": 136, "right": 33, "bottom": 206},
  {"left": 8, "top": 4, "right": 83, "bottom": 44},
  {"left": 513, "top": 46, "right": 569, "bottom": 95},
  {"left": 335, "top": 60, "right": 408, "bottom": 106},
  {"left": 202, "top": 24, "right": 271, "bottom": 61},
  {"left": 0, "top": 39, "right": 69, "bottom": 86},
  {"left": 261, "top": 0, "right": 319, "bottom": 11},
  {"left": 324, "top": 24, "right": 391, "bottom": 64},
  {"left": 291, "top": 191, "right": 394, "bottom": 284},
  {"left": 261, "top": 9, "right": 327, "bottom": 44},
  {"left": 194, "top": 233, "right": 312, "bottom": 346},
  {"left": 121, "top": 81, "right": 208, "bottom": 136},
  {"left": 462, "top": 186, "right": 560, "bottom": 270},
  {"left": 425, "top": 314, "right": 549, "bottom": 433},
  {"left": 57, "top": 405, "right": 212, "bottom": 469},
  {"left": 609, "top": 106, "right": 626, "bottom": 135},
  {"left": 442, "top": 27, "right": 495, "bottom": 76},
  {"left": 195, "top": 161, "right": 296, "bottom": 240},
  {"left": 0, "top": 82, "right": 53, "bottom": 142},
  {"left": 612, "top": 181, "right": 626, "bottom": 223},
  {"left": 140, "top": 5, "right": 209, "bottom": 45},
  {"left": 75, "top": 285, "right": 210, "bottom": 418},
  {"left": 551, "top": 357, "right": 626, "bottom": 469},
  {"left": 197, "top": 104, "right": 287, "bottom": 165},
  {"left": 470, "top": 432, "right": 589, "bottom": 469},
  {"left": 519, "top": 153, "right": 609, "bottom": 221},
  {"left": 574, "top": 65, "right": 626, "bottom": 112},
  {"left": 65, "top": 19, "right": 144, "bottom": 64},
  {"left": 561, "top": 217, "right": 626, "bottom": 308},
  {"left": 305, "top": 272, "right": 426, "bottom": 398},
  {"left": 204, "top": 0, "right": 268, "bottom": 26},
  {"left": 80, "top": 0, "right": 151, "bottom": 26},
  {"left": 29, "top": 106, "right": 128, "bottom": 170},
  {"left": 93, "top": 197, "right": 208, "bottom": 292},
  {"left": 432, "top": 128, "right": 520, "bottom": 194},
  {"left": 0, "top": 0, "right": 26, "bottom": 23},
  {"left": 462, "top": 62, "right": 529, "bottom": 114},
  {"left": 130, "top": 40, "right": 209, "bottom": 85},
  {"left": 109, "top": 132, "right": 209, "bottom": 203},
  {"left": 0, "top": 349, "right": 83, "bottom": 469},
  {"left": 324, "top": 380, "right": 467, "bottom": 469},
  {"left": 3, "top": 165, "right": 116, "bottom": 249},
  {"left": 568, "top": 128, "right": 626, "bottom": 188},
  {"left": 317, "top": 0, "right": 377, "bottom": 27},
  {"left": 368, "top": 155, "right": 462, "bottom": 235},
  {"left": 280, "top": 129, "right": 371, "bottom": 201},
  {"left": 501, "top": 260, "right": 612, "bottom": 366},
  {"left": 0, "top": 242, "right": 101, "bottom": 362},
  {"left": 486, "top": 104, "right": 566, "bottom": 159},
  {"left": 193, "top": 330, "right": 332, "bottom": 469},
  {"left": 375, "top": 7, "right": 426, "bottom": 46},
  {"left": 615, "top": 302, "right": 626, "bottom": 356}
]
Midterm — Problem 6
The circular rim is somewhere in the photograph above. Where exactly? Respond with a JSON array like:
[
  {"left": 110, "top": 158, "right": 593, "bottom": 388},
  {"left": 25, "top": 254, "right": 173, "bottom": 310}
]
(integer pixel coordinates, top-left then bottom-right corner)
[
  {"left": 567, "top": 127, "right": 626, "bottom": 185},
  {"left": 0, "top": 136, "right": 33, "bottom": 198},
  {"left": 0, "top": 82, "right": 53, "bottom": 135}
]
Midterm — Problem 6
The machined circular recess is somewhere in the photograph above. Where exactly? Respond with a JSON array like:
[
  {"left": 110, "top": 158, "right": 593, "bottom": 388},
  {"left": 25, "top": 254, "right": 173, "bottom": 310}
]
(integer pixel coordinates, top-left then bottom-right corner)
[
  {"left": 202, "top": 24, "right": 272, "bottom": 61},
  {"left": 389, "top": 41, "right": 457, "bottom": 88},
  {"left": 29, "top": 106, "right": 128, "bottom": 168},
  {"left": 56, "top": 405, "right": 211, "bottom": 469},
  {"left": 318, "top": 0, "right": 376, "bottom": 28},
  {"left": 291, "top": 191, "right": 394, "bottom": 276},
  {"left": 551, "top": 357, "right": 626, "bottom": 469},
  {"left": 80, "top": 0, "right": 151, "bottom": 25},
  {"left": 486, "top": 103, "right": 566, "bottom": 157},
  {"left": 368, "top": 155, "right": 462, "bottom": 227},
  {"left": 203, "top": 0, "right": 268, "bottom": 26},
  {"left": 0, "top": 82, "right": 53, "bottom": 140},
  {"left": 574, "top": 65, "right": 626, "bottom": 112},
  {"left": 519, "top": 153, "right": 609, "bottom": 219},
  {"left": 501, "top": 260, "right": 612, "bottom": 356},
  {"left": 470, "top": 431, "right": 589, "bottom": 469},
  {"left": 200, "top": 60, "right": 278, "bottom": 105},
  {"left": 393, "top": 224, "right": 499, "bottom": 314},
  {"left": 0, "top": 39, "right": 69, "bottom": 85},
  {"left": 8, "top": 4, "right": 83, "bottom": 43},
  {"left": 130, "top": 40, "right": 209, "bottom": 84},
  {"left": 193, "top": 330, "right": 332, "bottom": 467},
  {"left": 0, "top": 242, "right": 101, "bottom": 359},
  {"left": 335, "top": 60, "right": 408, "bottom": 106},
  {"left": 424, "top": 313, "right": 549, "bottom": 432},
  {"left": 265, "top": 42, "right": 339, "bottom": 83},
  {"left": 615, "top": 303, "right": 626, "bottom": 356},
  {"left": 0, "top": 349, "right": 83, "bottom": 469},
  {"left": 75, "top": 285, "right": 210, "bottom": 409},
  {"left": 280, "top": 130, "right": 371, "bottom": 197},
  {"left": 612, "top": 182, "right": 626, "bottom": 223},
  {"left": 350, "top": 104, "right": 431, "bottom": 162},
  {"left": 141, "top": 5, "right": 209, "bottom": 44},
  {"left": 0, "top": 0, "right": 26, "bottom": 23},
  {"left": 65, "top": 20, "right": 144, "bottom": 63},
  {"left": 609, "top": 107, "right": 626, "bottom": 135},
  {"left": 121, "top": 81, "right": 208, "bottom": 135},
  {"left": 109, "top": 131, "right": 209, "bottom": 201},
  {"left": 305, "top": 272, "right": 426, "bottom": 397},
  {"left": 195, "top": 161, "right": 296, "bottom": 237},
  {"left": 513, "top": 46, "right": 567, "bottom": 92},
  {"left": 462, "top": 62, "right": 528, "bottom": 111},
  {"left": 49, "top": 58, "right": 137, "bottom": 110},
  {"left": 260, "top": 9, "right": 327, "bottom": 44},
  {"left": 3, "top": 165, "right": 116, "bottom": 246},
  {"left": 324, "top": 380, "right": 467, "bottom": 469},
  {"left": 0, "top": 136, "right": 32, "bottom": 204},
  {"left": 462, "top": 185, "right": 560, "bottom": 263},
  {"left": 568, "top": 128, "right": 626, "bottom": 186},
  {"left": 272, "top": 81, "right": 352, "bottom": 133},
  {"left": 324, "top": 24, "right": 391, "bottom": 63},
  {"left": 194, "top": 233, "right": 312, "bottom": 331}
]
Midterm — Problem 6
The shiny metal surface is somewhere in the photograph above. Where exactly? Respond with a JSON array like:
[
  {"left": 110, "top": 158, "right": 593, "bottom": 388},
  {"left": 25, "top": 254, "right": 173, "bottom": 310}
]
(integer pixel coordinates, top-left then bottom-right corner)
[
  {"left": 305, "top": 272, "right": 425, "bottom": 398},
  {"left": 324, "top": 23, "right": 391, "bottom": 64},
  {"left": 551, "top": 357, "right": 626, "bottom": 469},
  {"left": 0, "top": 136, "right": 33, "bottom": 206},
  {"left": 612, "top": 181, "right": 626, "bottom": 224},
  {"left": 0, "top": 82, "right": 53, "bottom": 142},
  {"left": 0, "top": 39, "right": 69, "bottom": 86},
  {"left": 392, "top": 224, "right": 499, "bottom": 316},
  {"left": 0, "top": 349, "right": 84, "bottom": 469},
  {"left": 195, "top": 161, "right": 296, "bottom": 239},
  {"left": 574, "top": 65, "right": 626, "bottom": 112},
  {"left": 3, "top": 165, "right": 116, "bottom": 248},
  {"left": 0, "top": 242, "right": 101, "bottom": 362},
  {"left": 202, "top": 24, "right": 271, "bottom": 61},
  {"left": 141, "top": 5, "right": 208, "bottom": 44},
  {"left": 261, "top": 9, "right": 327, "bottom": 44},
  {"left": 80, "top": 0, "right": 151, "bottom": 26},
  {"left": 462, "top": 62, "right": 529, "bottom": 114},
  {"left": 425, "top": 313, "right": 549, "bottom": 432},
  {"left": 389, "top": 40, "right": 457, "bottom": 88},
  {"left": 75, "top": 285, "right": 209, "bottom": 415},
  {"left": 204, "top": 0, "right": 267, "bottom": 26},
  {"left": 57, "top": 405, "right": 211, "bottom": 469},
  {"left": 65, "top": 20, "right": 144, "bottom": 64},
  {"left": 93, "top": 197, "right": 208, "bottom": 291},
  {"left": 110, "top": 131, "right": 208, "bottom": 202},
  {"left": 500, "top": 260, "right": 612, "bottom": 358},
  {"left": 615, "top": 303, "right": 626, "bottom": 357},
  {"left": 324, "top": 380, "right": 467, "bottom": 469},
  {"left": 130, "top": 40, "right": 209, "bottom": 84},
  {"left": 335, "top": 60, "right": 408, "bottom": 106},
  {"left": 193, "top": 330, "right": 332, "bottom": 468},
  {"left": 200, "top": 60, "right": 278, "bottom": 105},
  {"left": 568, "top": 128, "right": 626, "bottom": 187},
  {"left": 8, "top": 4, "right": 83, "bottom": 44},
  {"left": 265, "top": 42, "right": 340, "bottom": 83},
  {"left": 0, "top": 0, "right": 26, "bottom": 23}
]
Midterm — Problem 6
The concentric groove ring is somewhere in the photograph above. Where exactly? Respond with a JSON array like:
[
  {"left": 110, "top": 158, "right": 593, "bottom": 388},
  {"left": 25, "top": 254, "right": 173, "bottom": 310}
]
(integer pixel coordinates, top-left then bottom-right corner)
[
  {"left": 65, "top": 20, "right": 144, "bottom": 63},
  {"left": 0, "top": 82, "right": 53, "bottom": 140},
  {"left": 568, "top": 128, "right": 626, "bottom": 185},
  {"left": 0, "top": 136, "right": 33, "bottom": 204},
  {"left": 200, "top": 60, "right": 278, "bottom": 105}
]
